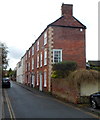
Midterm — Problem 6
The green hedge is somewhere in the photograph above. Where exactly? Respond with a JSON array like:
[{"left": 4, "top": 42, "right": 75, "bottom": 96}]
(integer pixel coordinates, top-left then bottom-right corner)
[
  {"left": 91, "top": 67, "right": 100, "bottom": 71},
  {"left": 52, "top": 61, "right": 77, "bottom": 78}
]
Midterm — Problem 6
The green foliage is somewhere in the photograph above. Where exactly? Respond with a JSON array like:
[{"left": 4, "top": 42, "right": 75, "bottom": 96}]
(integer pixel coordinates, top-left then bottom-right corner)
[
  {"left": 91, "top": 67, "right": 100, "bottom": 71},
  {"left": 52, "top": 61, "right": 77, "bottom": 78},
  {"left": 0, "top": 42, "right": 9, "bottom": 77},
  {"left": 1, "top": 43, "right": 8, "bottom": 70},
  {"left": 6, "top": 68, "right": 16, "bottom": 78},
  {"left": 51, "top": 71, "right": 58, "bottom": 78}
]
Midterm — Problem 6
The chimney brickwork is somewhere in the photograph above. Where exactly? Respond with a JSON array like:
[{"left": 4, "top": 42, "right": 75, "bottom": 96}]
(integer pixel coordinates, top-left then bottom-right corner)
[{"left": 61, "top": 4, "right": 73, "bottom": 16}]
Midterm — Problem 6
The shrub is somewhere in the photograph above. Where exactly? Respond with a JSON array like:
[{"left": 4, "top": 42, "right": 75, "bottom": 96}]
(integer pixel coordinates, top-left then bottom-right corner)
[
  {"left": 52, "top": 61, "right": 77, "bottom": 78},
  {"left": 91, "top": 67, "right": 100, "bottom": 71},
  {"left": 68, "top": 69, "right": 100, "bottom": 85}
]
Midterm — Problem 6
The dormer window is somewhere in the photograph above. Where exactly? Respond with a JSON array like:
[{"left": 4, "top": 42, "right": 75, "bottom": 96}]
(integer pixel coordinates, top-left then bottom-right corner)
[{"left": 44, "top": 31, "right": 47, "bottom": 45}]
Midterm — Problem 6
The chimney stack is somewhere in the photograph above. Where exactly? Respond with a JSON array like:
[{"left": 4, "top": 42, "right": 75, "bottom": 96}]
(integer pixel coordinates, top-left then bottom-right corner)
[{"left": 61, "top": 4, "right": 73, "bottom": 16}]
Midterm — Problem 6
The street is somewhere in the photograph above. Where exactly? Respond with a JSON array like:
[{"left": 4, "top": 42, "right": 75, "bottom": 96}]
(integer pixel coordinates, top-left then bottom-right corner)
[{"left": 2, "top": 81, "right": 99, "bottom": 119}]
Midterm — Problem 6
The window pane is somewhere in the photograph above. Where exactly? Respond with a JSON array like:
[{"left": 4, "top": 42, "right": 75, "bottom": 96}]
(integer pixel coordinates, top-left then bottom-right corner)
[
  {"left": 44, "top": 32, "right": 47, "bottom": 45},
  {"left": 37, "top": 54, "right": 39, "bottom": 68},
  {"left": 40, "top": 52, "right": 42, "bottom": 67},
  {"left": 53, "top": 49, "right": 62, "bottom": 63},
  {"left": 44, "top": 49, "right": 47, "bottom": 65},
  {"left": 32, "top": 46, "right": 34, "bottom": 55},
  {"left": 37, "top": 41, "right": 39, "bottom": 51}
]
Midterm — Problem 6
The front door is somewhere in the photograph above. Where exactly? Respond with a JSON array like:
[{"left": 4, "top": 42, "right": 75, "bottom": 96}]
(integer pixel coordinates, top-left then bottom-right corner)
[
  {"left": 39, "top": 73, "right": 42, "bottom": 91},
  {"left": 32, "top": 75, "right": 35, "bottom": 88}
]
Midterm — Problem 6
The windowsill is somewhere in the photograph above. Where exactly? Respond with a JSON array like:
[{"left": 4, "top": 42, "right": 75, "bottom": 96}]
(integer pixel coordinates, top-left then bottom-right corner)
[
  {"left": 44, "top": 43, "right": 47, "bottom": 46},
  {"left": 44, "top": 64, "right": 47, "bottom": 66}
]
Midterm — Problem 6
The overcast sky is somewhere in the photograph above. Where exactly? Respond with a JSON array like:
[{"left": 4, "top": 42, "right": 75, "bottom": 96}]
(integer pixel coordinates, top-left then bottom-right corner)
[{"left": 0, "top": 0, "right": 99, "bottom": 70}]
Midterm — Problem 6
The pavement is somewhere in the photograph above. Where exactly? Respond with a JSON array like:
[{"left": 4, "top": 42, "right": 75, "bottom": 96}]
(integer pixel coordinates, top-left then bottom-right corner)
[
  {"left": 0, "top": 87, "right": 3, "bottom": 120},
  {"left": 14, "top": 81, "right": 100, "bottom": 118}
]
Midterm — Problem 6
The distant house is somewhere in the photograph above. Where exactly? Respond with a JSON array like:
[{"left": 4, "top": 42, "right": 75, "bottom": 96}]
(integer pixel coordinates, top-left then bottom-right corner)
[
  {"left": 16, "top": 55, "right": 26, "bottom": 84},
  {"left": 16, "top": 4, "right": 86, "bottom": 92}
]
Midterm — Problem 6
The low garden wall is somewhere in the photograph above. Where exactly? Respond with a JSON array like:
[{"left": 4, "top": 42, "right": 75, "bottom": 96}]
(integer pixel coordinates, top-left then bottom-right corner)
[
  {"left": 51, "top": 69, "right": 100, "bottom": 104},
  {"left": 52, "top": 78, "right": 80, "bottom": 104}
]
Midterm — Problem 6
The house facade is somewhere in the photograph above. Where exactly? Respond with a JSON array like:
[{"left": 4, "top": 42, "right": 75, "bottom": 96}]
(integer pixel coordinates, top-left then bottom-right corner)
[
  {"left": 0, "top": 44, "right": 2, "bottom": 84},
  {"left": 16, "top": 4, "right": 86, "bottom": 92}
]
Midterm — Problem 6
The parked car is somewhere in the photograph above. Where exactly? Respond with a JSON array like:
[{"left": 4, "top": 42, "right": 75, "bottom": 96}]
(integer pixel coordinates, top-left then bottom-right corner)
[
  {"left": 90, "top": 92, "right": 100, "bottom": 109},
  {"left": 2, "top": 77, "right": 11, "bottom": 88}
]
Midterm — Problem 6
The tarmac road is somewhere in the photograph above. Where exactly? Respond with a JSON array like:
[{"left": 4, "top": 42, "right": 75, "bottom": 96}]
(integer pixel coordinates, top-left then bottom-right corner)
[{"left": 2, "top": 81, "right": 99, "bottom": 119}]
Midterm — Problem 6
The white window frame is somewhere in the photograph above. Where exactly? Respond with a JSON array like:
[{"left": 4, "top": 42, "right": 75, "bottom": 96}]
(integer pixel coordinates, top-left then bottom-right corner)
[
  {"left": 37, "top": 71, "right": 39, "bottom": 85},
  {"left": 37, "top": 40, "right": 39, "bottom": 51},
  {"left": 32, "top": 58, "right": 34, "bottom": 70},
  {"left": 26, "top": 54, "right": 27, "bottom": 60},
  {"left": 28, "top": 62, "right": 30, "bottom": 71},
  {"left": 44, "top": 49, "right": 47, "bottom": 66},
  {"left": 37, "top": 54, "right": 39, "bottom": 68},
  {"left": 26, "top": 63, "right": 28, "bottom": 71},
  {"left": 29, "top": 50, "right": 30, "bottom": 58},
  {"left": 40, "top": 52, "right": 42, "bottom": 67},
  {"left": 25, "top": 63, "right": 27, "bottom": 72},
  {"left": 53, "top": 49, "right": 62, "bottom": 63},
  {"left": 44, "top": 31, "right": 47, "bottom": 45},
  {"left": 32, "top": 46, "right": 34, "bottom": 55},
  {"left": 44, "top": 70, "right": 47, "bottom": 87}
]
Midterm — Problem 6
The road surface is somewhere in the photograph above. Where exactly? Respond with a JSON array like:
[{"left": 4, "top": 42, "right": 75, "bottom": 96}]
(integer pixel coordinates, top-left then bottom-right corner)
[{"left": 2, "top": 81, "right": 99, "bottom": 119}]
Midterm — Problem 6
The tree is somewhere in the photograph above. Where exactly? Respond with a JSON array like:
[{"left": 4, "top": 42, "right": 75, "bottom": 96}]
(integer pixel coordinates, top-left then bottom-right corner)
[
  {"left": 0, "top": 42, "right": 9, "bottom": 77},
  {"left": 7, "top": 68, "right": 13, "bottom": 77},
  {"left": 6, "top": 68, "right": 16, "bottom": 81}
]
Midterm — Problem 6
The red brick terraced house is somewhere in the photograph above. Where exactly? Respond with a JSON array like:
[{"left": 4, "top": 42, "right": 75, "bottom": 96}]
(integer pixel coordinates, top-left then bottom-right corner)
[{"left": 16, "top": 4, "right": 86, "bottom": 92}]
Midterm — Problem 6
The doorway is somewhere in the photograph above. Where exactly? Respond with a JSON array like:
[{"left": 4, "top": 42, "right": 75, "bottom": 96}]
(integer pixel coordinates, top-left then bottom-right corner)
[{"left": 39, "top": 73, "right": 42, "bottom": 91}]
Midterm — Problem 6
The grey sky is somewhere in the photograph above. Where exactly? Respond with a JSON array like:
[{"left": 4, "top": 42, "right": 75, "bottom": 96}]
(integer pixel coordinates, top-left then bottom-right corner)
[{"left": 9, "top": 47, "right": 25, "bottom": 59}]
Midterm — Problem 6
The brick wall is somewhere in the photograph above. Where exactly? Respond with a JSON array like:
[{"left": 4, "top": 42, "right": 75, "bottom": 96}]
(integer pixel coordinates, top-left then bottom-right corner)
[
  {"left": 52, "top": 26, "right": 86, "bottom": 69},
  {"left": 25, "top": 29, "right": 49, "bottom": 91},
  {"left": 52, "top": 78, "right": 80, "bottom": 104},
  {"left": 52, "top": 77, "right": 99, "bottom": 104}
]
